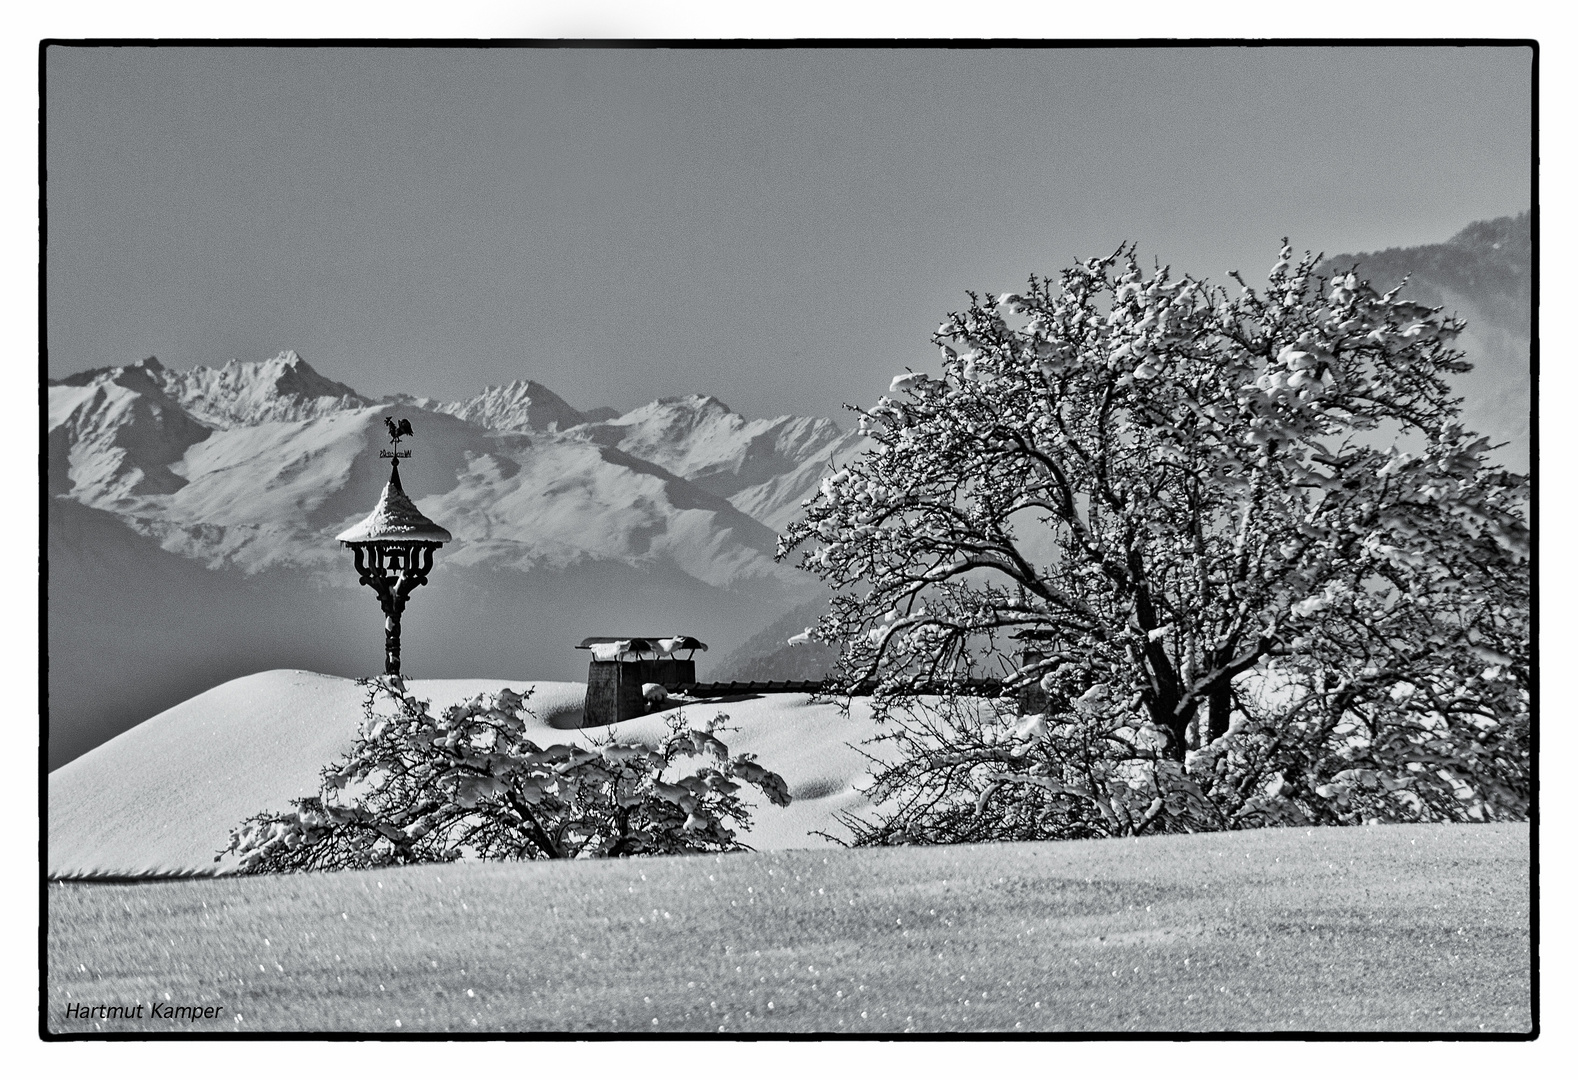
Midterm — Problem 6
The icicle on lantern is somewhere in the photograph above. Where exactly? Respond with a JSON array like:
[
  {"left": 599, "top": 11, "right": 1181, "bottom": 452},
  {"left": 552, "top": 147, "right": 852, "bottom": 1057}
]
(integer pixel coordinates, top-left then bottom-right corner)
[{"left": 336, "top": 417, "right": 452, "bottom": 676}]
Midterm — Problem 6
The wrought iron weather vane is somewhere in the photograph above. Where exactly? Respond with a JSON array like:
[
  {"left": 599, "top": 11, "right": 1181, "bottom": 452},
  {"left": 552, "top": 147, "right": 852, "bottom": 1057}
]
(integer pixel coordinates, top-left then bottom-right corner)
[{"left": 336, "top": 418, "right": 452, "bottom": 676}]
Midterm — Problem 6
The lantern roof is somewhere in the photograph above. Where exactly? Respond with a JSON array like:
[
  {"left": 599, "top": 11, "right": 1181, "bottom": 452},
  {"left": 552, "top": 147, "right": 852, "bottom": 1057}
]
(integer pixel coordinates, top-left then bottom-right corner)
[{"left": 336, "top": 462, "right": 452, "bottom": 544}]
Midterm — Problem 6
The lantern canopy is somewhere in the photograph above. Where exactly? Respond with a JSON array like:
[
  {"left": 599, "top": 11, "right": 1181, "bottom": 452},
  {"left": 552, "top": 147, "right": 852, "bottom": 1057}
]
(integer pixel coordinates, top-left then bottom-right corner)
[{"left": 337, "top": 467, "right": 453, "bottom": 545}]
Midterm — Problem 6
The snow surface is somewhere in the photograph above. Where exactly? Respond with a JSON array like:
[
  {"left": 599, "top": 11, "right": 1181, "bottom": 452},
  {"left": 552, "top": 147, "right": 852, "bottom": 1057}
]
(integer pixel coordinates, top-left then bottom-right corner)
[
  {"left": 47, "top": 824, "right": 1531, "bottom": 1033},
  {"left": 47, "top": 669, "right": 883, "bottom": 878}
]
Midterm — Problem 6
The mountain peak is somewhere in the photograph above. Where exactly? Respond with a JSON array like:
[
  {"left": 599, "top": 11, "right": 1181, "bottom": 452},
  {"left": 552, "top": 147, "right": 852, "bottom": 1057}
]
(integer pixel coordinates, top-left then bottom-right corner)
[
  {"left": 217, "top": 349, "right": 338, "bottom": 385},
  {"left": 655, "top": 393, "right": 733, "bottom": 413},
  {"left": 157, "top": 351, "right": 373, "bottom": 429},
  {"left": 435, "top": 379, "right": 588, "bottom": 433},
  {"left": 52, "top": 355, "right": 167, "bottom": 389},
  {"left": 239, "top": 349, "right": 311, "bottom": 375},
  {"left": 231, "top": 349, "right": 295, "bottom": 365}
]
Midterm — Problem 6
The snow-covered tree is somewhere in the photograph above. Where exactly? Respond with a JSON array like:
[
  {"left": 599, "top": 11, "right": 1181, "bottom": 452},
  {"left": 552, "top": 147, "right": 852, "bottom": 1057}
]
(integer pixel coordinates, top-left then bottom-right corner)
[
  {"left": 222, "top": 678, "right": 790, "bottom": 872},
  {"left": 782, "top": 244, "right": 1529, "bottom": 842}
]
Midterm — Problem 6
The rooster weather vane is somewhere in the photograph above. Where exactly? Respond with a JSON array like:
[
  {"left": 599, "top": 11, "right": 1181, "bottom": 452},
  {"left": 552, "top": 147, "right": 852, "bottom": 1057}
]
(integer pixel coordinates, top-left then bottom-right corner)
[{"left": 381, "top": 416, "right": 414, "bottom": 459}]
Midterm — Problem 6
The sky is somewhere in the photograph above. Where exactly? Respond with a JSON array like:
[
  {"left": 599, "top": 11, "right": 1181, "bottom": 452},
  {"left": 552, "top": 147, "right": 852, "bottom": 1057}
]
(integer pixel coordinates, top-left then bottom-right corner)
[{"left": 45, "top": 45, "right": 1532, "bottom": 425}]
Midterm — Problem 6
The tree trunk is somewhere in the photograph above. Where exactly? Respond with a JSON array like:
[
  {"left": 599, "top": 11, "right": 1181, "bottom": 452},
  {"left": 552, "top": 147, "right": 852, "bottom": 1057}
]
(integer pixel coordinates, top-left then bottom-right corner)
[
  {"left": 1131, "top": 586, "right": 1194, "bottom": 760},
  {"left": 1207, "top": 680, "right": 1232, "bottom": 743}
]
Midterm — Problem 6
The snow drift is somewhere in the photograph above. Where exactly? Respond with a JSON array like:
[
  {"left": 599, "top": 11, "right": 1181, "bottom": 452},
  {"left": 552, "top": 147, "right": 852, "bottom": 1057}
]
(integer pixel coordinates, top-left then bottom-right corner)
[{"left": 47, "top": 670, "right": 884, "bottom": 878}]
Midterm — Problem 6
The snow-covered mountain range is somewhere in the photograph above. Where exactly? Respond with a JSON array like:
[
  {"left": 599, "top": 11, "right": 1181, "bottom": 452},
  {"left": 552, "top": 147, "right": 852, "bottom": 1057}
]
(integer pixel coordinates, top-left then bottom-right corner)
[
  {"left": 47, "top": 353, "right": 869, "bottom": 766},
  {"left": 49, "top": 351, "right": 864, "bottom": 568}
]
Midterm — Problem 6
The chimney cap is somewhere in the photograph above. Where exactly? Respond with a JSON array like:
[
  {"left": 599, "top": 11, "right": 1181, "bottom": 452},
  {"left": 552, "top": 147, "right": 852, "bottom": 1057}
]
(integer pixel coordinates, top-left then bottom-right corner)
[{"left": 576, "top": 635, "right": 708, "bottom": 654}]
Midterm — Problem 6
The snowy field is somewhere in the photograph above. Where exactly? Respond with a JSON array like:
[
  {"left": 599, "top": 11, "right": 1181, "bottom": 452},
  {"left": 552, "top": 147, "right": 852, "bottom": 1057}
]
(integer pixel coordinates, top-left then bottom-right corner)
[
  {"left": 48, "top": 670, "right": 887, "bottom": 877},
  {"left": 46, "top": 672, "right": 1531, "bottom": 1034},
  {"left": 46, "top": 822, "right": 1529, "bottom": 1034}
]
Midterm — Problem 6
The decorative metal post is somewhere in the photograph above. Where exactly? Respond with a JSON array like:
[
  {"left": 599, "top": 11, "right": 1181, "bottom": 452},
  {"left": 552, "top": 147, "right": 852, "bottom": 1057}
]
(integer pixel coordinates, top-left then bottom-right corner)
[{"left": 337, "top": 418, "right": 452, "bottom": 676}]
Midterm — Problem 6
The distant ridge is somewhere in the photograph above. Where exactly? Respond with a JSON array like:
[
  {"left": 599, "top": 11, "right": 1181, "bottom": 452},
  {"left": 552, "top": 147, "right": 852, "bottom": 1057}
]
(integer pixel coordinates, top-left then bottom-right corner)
[
  {"left": 710, "top": 597, "right": 842, "bottom": 683},
  {"left": 1319, "top": 211, "right": 1531, "bottom": 472},
  {"left": 1322, "top": 211, "right": 1530, "bottom": 336}
]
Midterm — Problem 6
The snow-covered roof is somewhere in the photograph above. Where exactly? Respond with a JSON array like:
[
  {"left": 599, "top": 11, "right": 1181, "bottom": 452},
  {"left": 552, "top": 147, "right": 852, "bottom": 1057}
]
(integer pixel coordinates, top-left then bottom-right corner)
[
  {"left": 576, "top": 636, "right": 708, "bottom": 654},
  {"left": 336, "top": 465, "right": 452, "bottom": 544}
]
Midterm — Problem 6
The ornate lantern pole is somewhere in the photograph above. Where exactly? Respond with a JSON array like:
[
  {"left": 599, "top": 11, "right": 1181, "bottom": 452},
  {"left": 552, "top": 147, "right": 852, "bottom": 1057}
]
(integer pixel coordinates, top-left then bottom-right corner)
[{"left": 336, "top": 418, "right": 452, "bottom": 676}]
